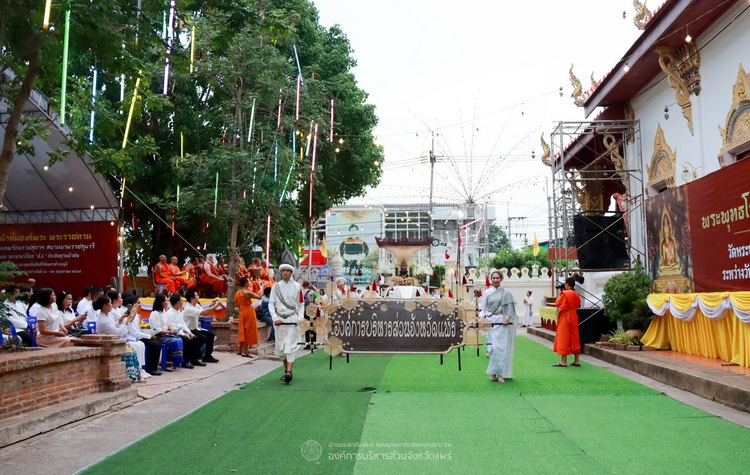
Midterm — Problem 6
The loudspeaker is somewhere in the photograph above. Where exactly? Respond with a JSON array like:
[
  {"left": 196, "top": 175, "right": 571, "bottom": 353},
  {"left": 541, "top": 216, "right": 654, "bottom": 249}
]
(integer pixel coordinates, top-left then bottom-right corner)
[
  {"left": 573, "top": 214, "right": 629, "bottom": 269},
  {"left": 577, "top": 308, "right": 616, "bottom": 346}
]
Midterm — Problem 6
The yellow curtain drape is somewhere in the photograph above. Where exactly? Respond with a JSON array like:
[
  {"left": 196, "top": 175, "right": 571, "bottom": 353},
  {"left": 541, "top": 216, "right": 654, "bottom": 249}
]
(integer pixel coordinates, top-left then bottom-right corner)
[
  {"left": 729, "top": 291, "right": 750, "bottom": 312},
  {"left": 642, "top": 308, "right": 750, "bottom": 367}
]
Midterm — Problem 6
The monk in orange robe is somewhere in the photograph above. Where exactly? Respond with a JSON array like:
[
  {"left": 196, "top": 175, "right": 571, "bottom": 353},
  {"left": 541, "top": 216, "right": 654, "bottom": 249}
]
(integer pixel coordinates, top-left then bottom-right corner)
[
  {"left": 202, "top": 253, "right": 228, "bottom": 296},
  {"left": 169, "top": 256, "right": 194, "bottom": 289},
  {"left": 235, "top": 257, "right": 249, "bottom": 285},
  {"left": 259, "top": 258, "right": 275, "bottom": 287},
  {"left": 235, "top": 276, "right": 262, "bottom": 357},
  {"left": 154, "top": 254, "right": 179, "bottom": 294},
  {"left": 552, "top": 277, "right": 581, "bottom": 367},
  {"left": 182, "top": 257, "right": 199, "bottom": 290}
]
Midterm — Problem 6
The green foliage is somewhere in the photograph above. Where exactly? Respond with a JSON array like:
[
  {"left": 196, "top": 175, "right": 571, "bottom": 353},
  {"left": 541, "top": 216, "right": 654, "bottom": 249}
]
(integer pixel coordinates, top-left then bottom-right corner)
[
  {"left": 602, "top": 265, "right": 653, "bottom": 330},
  {"left": 1, "top": 0, "right": 383, "bottom": 268},
  {"left": 432, "top": 265, "right": 446, "bottom": 284},
  {"left": 481, "top": 225, "right": 511, "bottom": 253},
  {"left": 606, "top": 329, "right": 637, "bottom": 345},
  {"left": 490, "top": 245, "right": 551, "bottom": 273}
]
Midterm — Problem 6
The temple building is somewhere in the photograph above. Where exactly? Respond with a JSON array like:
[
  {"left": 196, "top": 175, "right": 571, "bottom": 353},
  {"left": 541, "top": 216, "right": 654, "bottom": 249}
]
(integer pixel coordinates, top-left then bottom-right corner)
[{"left": 551, "top": 0, "right": 750, "bottom": 367}]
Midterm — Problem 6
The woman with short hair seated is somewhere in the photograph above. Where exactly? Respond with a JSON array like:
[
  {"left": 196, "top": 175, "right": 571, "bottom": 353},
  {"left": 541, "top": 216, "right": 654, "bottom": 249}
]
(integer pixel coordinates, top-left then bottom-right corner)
[{"left": 35, "top": 288, "right": 74, "bottom": 348}]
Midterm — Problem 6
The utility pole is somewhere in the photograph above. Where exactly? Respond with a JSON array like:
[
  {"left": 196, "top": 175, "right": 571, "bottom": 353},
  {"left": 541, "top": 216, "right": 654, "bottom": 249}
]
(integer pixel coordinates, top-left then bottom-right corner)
[{"left": 428, "top": 131, "right": 436, "bottom": 264}]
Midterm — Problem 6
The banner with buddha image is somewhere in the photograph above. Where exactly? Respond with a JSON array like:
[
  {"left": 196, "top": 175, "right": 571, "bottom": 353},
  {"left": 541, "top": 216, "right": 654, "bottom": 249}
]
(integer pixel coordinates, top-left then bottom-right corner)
[
  {"left": 647, "top": 187, "right": 694, "bottom": 293},
  {"left": 647, "top": 158, "right": 750, "bottom": 293}
]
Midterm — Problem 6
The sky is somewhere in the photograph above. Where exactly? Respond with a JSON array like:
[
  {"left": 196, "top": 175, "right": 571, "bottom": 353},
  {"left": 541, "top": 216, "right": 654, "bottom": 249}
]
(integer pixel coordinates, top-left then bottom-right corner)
[{"left": 312, "top": 0, "right": 651, "bottom": 247}]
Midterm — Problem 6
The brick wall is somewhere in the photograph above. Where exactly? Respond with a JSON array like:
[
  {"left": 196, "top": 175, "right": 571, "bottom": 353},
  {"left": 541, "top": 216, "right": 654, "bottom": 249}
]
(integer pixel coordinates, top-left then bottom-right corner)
[{"left": 0, "top": 335, "right": 131, "bottom": 420}]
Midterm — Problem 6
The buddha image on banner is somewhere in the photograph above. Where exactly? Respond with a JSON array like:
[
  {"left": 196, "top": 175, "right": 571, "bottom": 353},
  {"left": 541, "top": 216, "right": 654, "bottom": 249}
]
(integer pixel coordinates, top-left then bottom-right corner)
[
  {"left": 646, "top": 186, "right": 694, "bottom": 293},
  {"left": 326, "top": 210, "right": 381, "bottom": 285}
]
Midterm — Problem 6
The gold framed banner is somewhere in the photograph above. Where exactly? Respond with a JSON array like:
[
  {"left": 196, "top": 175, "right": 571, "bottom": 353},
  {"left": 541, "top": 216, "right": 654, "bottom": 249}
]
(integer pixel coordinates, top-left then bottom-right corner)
[{"left": 325, "top": 299, "right": 463, "bottom": 354}]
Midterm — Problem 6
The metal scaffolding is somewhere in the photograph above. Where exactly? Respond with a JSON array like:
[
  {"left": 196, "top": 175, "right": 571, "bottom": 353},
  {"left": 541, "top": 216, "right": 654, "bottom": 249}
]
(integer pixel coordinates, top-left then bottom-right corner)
[{"left": 549, "top": 119, "right": 646, "bottom": 290}]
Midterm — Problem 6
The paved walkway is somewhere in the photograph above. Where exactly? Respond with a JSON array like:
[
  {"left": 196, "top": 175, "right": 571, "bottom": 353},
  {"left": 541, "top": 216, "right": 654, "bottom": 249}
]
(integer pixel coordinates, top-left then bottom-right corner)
[
  {"left": 1, "top": 335, "right": 749, "bottom": 474},
  {"left": 0, "top": 353, "right": 280, "bottom": 474}
]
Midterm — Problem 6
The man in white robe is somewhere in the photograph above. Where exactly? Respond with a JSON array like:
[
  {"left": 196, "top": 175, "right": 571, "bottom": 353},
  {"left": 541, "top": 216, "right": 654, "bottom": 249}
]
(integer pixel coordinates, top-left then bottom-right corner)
[{"left": 269, "top": 264, "right": 304, "bottom": 383}]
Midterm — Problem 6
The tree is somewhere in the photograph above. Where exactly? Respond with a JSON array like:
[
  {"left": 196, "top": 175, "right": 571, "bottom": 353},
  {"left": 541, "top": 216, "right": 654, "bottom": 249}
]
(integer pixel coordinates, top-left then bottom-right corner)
[
  {"left": 481, "top": 224, "right": 511, "bottom": 253},
  {"left": 490, "top": 246, "right": 551, "bottom": 273},
  {"left": 2, "top": 1, "right": 384, "bottom": 291}
]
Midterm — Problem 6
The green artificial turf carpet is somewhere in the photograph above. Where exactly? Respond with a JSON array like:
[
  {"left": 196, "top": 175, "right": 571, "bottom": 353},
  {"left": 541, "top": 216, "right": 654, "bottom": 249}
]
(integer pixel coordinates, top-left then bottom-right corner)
[{"left": 85, "top": 337, "right": 750, "bottom": 474}]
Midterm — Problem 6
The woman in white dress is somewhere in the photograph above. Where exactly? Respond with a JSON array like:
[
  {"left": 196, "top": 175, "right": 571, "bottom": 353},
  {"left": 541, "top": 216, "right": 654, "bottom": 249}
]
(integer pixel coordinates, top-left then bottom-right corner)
[
  {"left": 35, "top": 288, "right": 74, "bottom": 348},
  {"left": 479, "top": 271, "right": 518, "bottom": 383},
  {"left": 522, "top": 291, "right": 534, "bottom": 327}
]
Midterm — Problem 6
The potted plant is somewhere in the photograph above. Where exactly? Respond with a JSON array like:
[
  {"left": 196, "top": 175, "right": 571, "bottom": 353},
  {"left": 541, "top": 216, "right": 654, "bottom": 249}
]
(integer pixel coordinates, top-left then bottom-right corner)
[
  {"left": 607, "top": 329, "right": 635, "bottom": 350},
  {"left": 602, "top": 260, "right": 653, "bottom": 335}
]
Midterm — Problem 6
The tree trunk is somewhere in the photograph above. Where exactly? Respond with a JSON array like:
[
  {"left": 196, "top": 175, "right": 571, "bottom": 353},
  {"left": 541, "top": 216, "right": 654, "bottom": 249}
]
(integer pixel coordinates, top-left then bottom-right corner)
[
  {"left": 225, "top": 197, "right": 239, "bottom": 315},
  {"left": 0, "top": 35, "right": 41, "bottom": 205}
]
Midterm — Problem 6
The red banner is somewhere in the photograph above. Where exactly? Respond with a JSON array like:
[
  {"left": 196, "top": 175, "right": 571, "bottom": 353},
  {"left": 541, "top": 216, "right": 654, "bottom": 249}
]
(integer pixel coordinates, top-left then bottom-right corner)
[
  {"left": 0, "top": 221, "right": 118, "bottom": 295},
  {"left": 687, "top": 159, "right": 750, "bottom": 292},
  {"left": 647, "top": 158, "right": 750, "bottom": 293}
]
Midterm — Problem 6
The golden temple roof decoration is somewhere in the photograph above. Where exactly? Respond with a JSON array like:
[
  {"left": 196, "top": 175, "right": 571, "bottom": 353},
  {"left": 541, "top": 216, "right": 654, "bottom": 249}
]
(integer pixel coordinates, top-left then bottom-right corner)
[
  {"left": 718, "top": 64, "right": 750, "bottom": 167},
  {"left": 569, "top": 64, "right": 588, "bottom": 107},
  {"left": 647, "top": 124, "right": 676, "bottom": 194},
  {"left": 656, "top": 45, "right": 698, "bottom": 135},
  {"left": 633, "top": 0, "right": 652, "bottom": 30},
  {"left": 540, "top": 133, "right": 551, "bottom": 167}
]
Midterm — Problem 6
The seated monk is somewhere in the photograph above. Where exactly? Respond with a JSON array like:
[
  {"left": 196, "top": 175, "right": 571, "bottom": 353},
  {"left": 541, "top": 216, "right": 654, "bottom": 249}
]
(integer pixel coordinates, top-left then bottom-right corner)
[
  {"left": 182, "top": 257, "right": 199, "bottom": 290},
  {"left": 170, "top": 256, "right": 194, "bottom": 290},
  {"left": 259, "top": 258, "right": 276, "bottom": 287},
  {"left": 202, "top": 253, "right": 228, "bottom": 296},
  {"left": 217, "top": 256, "right": 228, "bottom": 276},
  {"left": 235, "top": 257, "right": 250, "bottom": 285},
  {"left": 154, "top": 254, "right": 179, "bottom": 294}
]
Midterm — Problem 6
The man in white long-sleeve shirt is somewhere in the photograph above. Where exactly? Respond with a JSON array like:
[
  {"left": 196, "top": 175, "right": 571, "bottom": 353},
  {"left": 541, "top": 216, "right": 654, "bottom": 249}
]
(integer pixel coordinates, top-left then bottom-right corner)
[
  {"left": 269, "top": 264, "right": 304, "bottom": 383},
  {"left": 181, "top": 290, "right": 220, "bottom": 363},
  {"left": 160, "top": 294, "right": 205, "bottom": 368},
  {"left": 77, "top": 286, "right": 103, "bottom": 329}
]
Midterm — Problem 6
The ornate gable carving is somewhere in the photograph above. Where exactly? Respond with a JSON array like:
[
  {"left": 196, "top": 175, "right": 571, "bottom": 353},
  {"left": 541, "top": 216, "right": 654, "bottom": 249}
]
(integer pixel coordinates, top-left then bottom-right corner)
[
  {"left": 647, "top": 124, "right": 676, "bottom": 193},
  {"left": 656, "top": 42, "right": 701, "bottom": 136},
  {"left": 718, "top": 64, "right": 750, "bottom": 167}
]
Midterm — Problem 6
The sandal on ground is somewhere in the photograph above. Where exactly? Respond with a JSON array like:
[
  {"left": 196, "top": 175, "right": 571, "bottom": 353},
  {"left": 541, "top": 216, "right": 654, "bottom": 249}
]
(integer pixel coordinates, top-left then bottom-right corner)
[
  {"left": 552, "top": 363, "right": 568, "bottom": 367},
  {"left": 490, "top": 374, "right": 498, "bottom": 381},
  {"left": 283, "top": 370, "right": 293, "bottom": 383},
  {"left": 571, "top": 362, "right": 581, "bottom": 367},
  {"left": 240, "top": 354, "right": 253, "bottom": 358},
  {"left": 497, "top": 377, "right": 506, "bottom": 383}
]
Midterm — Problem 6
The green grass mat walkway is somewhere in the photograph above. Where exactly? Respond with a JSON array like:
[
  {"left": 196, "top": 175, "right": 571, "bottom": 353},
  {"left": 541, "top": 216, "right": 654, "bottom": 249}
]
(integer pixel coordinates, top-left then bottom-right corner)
[{"left": 86, "top": 337, "right": 750, "bottom": 474}]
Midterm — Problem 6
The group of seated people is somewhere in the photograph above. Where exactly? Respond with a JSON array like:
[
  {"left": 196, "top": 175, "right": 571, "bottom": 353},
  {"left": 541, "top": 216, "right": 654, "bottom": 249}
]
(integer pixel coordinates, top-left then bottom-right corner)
[
  {"left": 2, "top": 284, "right": 220, "bottom": 382},
  {"left": 153, "top": 254, "right": 276, "bottom": 298}
]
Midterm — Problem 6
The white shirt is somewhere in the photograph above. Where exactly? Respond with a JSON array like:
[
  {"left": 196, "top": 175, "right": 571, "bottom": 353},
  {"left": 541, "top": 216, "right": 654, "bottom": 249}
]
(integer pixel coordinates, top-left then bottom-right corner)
[
  {"left": 36, "top": 306, "right": 63, "bottom": 332},
  {"left": 182, "top": 302, "right": 203, "bottom": 331},
  {"left": 60, "top": 307, "right": 78, "bottom": 324},
  {"left": 13, "top": 300, "right": 28, "bottom": 316},
  {"left": 126, "top": 317, "right": 152, "bottom": 341},
  {"left": 269, "top": 279, "right": 304, "bottom": 323},
  {"left": 96, "top": 311, "right": 128, "bottom": 338},
  {"left": 28, "top": 303, "right": 40, "bottom": 317},
  {"left": 76, "top": 297, "right": 93, "bottom": 317},
  {"left": 150, "top": 308, "right": 190, "bottom": 335},
  {"left": 3, "top": 301, "right": 28, "bottom": 330}
]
